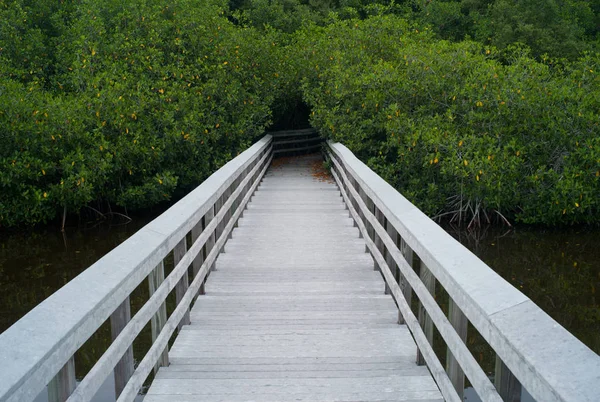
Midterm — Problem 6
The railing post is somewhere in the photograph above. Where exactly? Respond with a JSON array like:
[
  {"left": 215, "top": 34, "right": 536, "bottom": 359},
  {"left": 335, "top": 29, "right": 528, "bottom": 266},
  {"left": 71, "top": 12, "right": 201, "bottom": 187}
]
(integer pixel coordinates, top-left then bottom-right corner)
[
  {"left": 191, "top": 219, "right": 204, "bottom": 297},
  {"left": 495, "top": 356, "right": 522, "bottom": 402},
  {"left": 353, "top": 179, "right": 361, "bottom": 234},
  {"left": 110, "top": 297, "right": 135, "bottom": 397},
  {"left": 374, "top": 208, "right": 389, "bottom": 293},
  {"left": 365, "top": 197, "right": 378, "bottom": 271},
  {"left": 447, "top": 299, "right": 468, "bottom": 398},
  {"left": 215, "top": 195, "right": 224, "bottom": 243},
  {"left": 416, "top": 260, "right": 435, "bottom": 366},
  {"left": 230, "top": 179, "right": 241, "bottom": 236},
  {"left": 206, "top": 205, "right": 216, "bottom": 272},
  {"left": 224, "top": 186, "right": 233, "bottom": 240},
  {"left": 47, "top": 357, "right": 76, "bottom": 402},
  {"left": 398, "top": 238, "right": 414, "bottom": 325},
  {"left": 384, "top": 218, "right": 397, "bottom": 297},
  {"left": 149, "top": 261, "right": 169, "bottom": 373},
  {"left": 174, "top": 238, "right": 191, "bottom": 330}
]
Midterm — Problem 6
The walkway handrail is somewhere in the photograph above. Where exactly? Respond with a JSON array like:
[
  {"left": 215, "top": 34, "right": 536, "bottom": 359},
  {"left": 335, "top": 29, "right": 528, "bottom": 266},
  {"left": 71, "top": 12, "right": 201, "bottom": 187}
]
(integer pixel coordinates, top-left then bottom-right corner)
[
  {"left": 270, "top": 128, "right": 323, "bottom": 155},
  {"left": 0, "top": 135, "right": 273, "bottom": 402},
  {"left": 327, "top": 141, "right": 600, "bottom": 402}
]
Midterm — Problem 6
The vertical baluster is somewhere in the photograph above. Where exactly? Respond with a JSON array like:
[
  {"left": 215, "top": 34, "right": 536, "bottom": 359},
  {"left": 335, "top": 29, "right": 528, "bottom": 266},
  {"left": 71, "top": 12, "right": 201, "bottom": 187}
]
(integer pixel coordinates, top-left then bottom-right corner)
[
  {"left": 384, "top": 218, "right": 398, "bottom": 297},
  {"left": 374, "top": 208, "right": 386, "bottom": 280},
  {"left": 149, "top": 261, "right": 169, "bottom": 373},
  {"left": 364, "top": 196, "right": 376, "bottom": 263},
  {"left": 345, "top": 173, "right": 353, "bottom": 218},
  {"left": 225, "top": 186, "right": 233, "bottom": 240},
  {"left": 346, "top": 177, "right": 363, "bottom": 231},
  {"left": 191, "top": 219, "right": 204, "bottom": 298},
  {"left": 416, "top": 260, "right": 435, "bottom": 365},
  {"left": 232, "top": 176, "right": 241, "bottom": 228},
  {"left": 495, "top": 356, "right": 522, "bottom": 402},
  {"left": 174, "top": 238, "right": 191, "bottom": 329},
  {"left": 447, "top": 299, "right": 468, "bottom": 398},
  {"left": 47, "top": 357, "right": 76, "bottom": 402},
  {"left": 398, "top": 238, "right": 414, "bottom": 325},
  {"left": 215, "top": 195, "right": 224, "bottom": 243},
  {"left": 110, "top": 298, "right": 135, "bottom": 397},
  {"left": 205, "top": 204, "right": 216, "bottom": 272}
]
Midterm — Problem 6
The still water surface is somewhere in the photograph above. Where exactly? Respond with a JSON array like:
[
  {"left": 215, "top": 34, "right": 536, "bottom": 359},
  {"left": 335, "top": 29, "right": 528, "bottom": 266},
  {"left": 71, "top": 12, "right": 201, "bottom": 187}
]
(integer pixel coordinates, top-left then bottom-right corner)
[{"left": 1, "top": 216, "right": 598, "bottom": 400}]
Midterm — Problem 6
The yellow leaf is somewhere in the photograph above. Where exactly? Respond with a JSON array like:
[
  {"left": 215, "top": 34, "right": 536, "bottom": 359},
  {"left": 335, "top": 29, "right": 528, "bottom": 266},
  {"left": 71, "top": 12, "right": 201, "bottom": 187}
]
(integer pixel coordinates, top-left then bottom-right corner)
[
  {"left": 574, "top": 262, "right": 578, "bottom": 267},
  {"left": 476, "top": 175, "right": 480, "bottom": 181},
  {"left": 51, "top": 135, "right": 55, "bottom": 141},
  {"left": 433, "top": 157, "right": 438, "bottom": 164},
  {"left": 91, "top": 49, "right": 96, "bottom": 56},
  {"left": 42, "top": 169, "right": 45, "bottom": 175},
  {"left": 459, "top": 140, "right": 463, "bottom": 147},
  {"left": 99, "top": 145, "right": 103, "bottom": 151},
  {"left": 159, "top": 179, "right": 163, "bottom": 184},
  {"left": 43, "top": 192, "right": 47, "bottom": 198},
  {"left": 159, "top": 88, "right": 164, "bottom": 94},
  {"left": 215, "top": 123, "right": 220, "bottom": 128},
  {"left": 575, "top": 202, "right": 579, "bottom": 207},
  {"left": 516, "top": 151, "right": 520, "bottom": 156},
  {"left": 464, "top": 160, "right": 469, "bottom": 166}
]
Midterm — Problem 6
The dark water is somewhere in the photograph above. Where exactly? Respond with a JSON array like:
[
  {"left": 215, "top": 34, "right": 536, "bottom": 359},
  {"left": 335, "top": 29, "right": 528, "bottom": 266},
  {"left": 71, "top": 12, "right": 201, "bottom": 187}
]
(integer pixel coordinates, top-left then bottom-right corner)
[
  {"left": 444, "top": 225, "right": 600, "bottom": 355},
  {"left": 442, "top": 225, "right": 600, "bottom": 400},
  {"left": 0, "top": 214, "right": 163, "bottom": 401},
  {"left": 1, "top": 216, "right": 598, "bottom": 401}
]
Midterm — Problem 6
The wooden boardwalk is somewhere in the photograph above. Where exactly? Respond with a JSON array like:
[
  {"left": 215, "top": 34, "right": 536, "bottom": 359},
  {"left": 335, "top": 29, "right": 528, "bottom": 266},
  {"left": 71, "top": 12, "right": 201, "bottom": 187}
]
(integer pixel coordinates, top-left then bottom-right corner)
[
  {"left": 3, "top": 136, "right": 599, "bottom": 402},
  {"left": 145, "top": 155, "right": 443, "bottom": 402}
]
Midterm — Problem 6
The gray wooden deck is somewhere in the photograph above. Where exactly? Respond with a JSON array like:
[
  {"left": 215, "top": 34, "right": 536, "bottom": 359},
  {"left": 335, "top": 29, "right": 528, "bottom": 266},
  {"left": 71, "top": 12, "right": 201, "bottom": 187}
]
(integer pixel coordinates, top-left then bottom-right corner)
[{"left": 145, "top": 155, "right": 443, "bottom": 402}]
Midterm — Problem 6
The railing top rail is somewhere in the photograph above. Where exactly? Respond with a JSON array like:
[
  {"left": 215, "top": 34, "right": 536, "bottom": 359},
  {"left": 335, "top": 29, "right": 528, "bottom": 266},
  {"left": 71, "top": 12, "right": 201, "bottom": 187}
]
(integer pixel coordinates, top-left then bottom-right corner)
[
  {"left": 268, "top": 128, "right": 318, "bottom": 138},
  {"left": 328, "top": 141, "right": 600, "bottom": 402},
  {"left": 0, "top": 135, "right": 272, "bottom": 402}
]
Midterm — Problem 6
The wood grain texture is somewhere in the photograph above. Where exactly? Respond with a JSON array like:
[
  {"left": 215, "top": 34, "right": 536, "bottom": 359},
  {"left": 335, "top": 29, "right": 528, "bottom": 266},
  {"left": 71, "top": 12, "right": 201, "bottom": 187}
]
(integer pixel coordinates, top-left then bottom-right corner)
[
  {"left": 146, "top": 154, "right": 442, "bottom": 402},
  {"left": 110, "top": 298, "right": 134, "bottom": 398},
  {"left": 47, "top": 357, "right": 75, "bottom": 402}
]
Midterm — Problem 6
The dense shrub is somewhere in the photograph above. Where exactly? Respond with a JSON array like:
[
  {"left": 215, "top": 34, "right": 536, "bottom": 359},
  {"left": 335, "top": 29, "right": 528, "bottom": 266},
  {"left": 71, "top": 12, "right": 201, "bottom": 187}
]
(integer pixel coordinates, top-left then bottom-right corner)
[
  {"left": 1, "top": 0, "right": 599, "bottom": 227},
  {"left": 0, "top": 0, "right": 289, "bottom": 226},
  {"left": 298, "top": 16, "right": 600, "bottom": 225}
]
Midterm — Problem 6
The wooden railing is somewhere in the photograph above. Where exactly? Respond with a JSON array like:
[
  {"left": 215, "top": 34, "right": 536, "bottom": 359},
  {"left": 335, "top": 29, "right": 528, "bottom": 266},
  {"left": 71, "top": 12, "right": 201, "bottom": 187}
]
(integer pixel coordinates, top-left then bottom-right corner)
[
  {"left": 270, "top": 128, "right": 323, "bottom": 156},
  {"left": 2, "top": 133, "right": 598, "bottom": 402},
  {"left": 326, "top": 141, "right": 600, "bottom": 402},
  {"left": 0, "top": 135, "right": 272, "bottom": 402}
]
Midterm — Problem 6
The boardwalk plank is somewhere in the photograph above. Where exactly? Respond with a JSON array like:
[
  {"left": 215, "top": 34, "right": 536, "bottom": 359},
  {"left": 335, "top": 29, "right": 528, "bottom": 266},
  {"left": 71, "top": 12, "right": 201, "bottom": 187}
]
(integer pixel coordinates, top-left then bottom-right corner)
[{"left": 145, "top": 154, "right": 442, "bottom": 401}]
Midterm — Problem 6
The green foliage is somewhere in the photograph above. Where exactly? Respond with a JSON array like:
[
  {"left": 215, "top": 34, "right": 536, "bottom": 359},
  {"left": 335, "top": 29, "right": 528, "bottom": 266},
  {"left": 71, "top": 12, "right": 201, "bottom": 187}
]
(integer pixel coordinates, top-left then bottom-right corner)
[
  {"left": 0, "top": 0, "right": 289, "bottom": 227},
  {"left": 298, "top": 16, "right": 600, "bottom": 225},
  {"left": 1, "top": 0, "right": 599, "bottom": 227}
]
